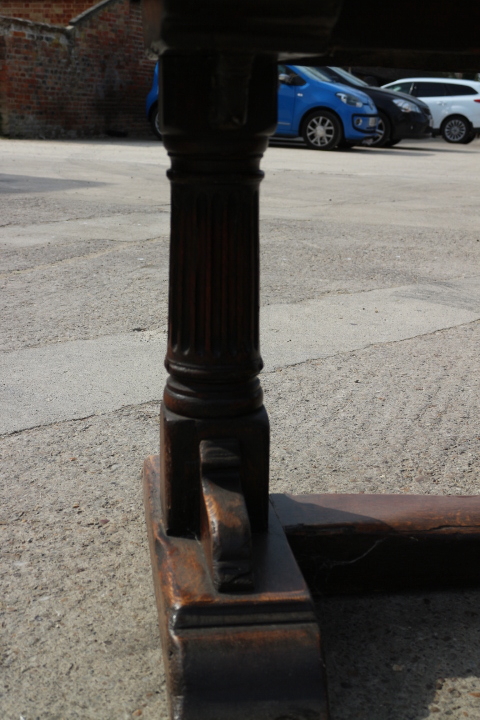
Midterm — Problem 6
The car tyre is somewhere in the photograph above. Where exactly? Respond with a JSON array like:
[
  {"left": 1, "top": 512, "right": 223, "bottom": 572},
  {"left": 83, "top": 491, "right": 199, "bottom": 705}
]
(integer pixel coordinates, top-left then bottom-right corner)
[
  {"left": 336, "top": 139, "right": 356, "bottom": 149},
  {"left": 302, "top": 110, "right": 342, "bottom": 150},
  {"left": 441, "top": 115, "right": 471, "bottom": 143},
  {"left": 363, "top": 111, "right": 391, "bottom": 148},
  {"left": 461, "top": 129, "right": 477, "bottom": 144},
  {"left": 385, "top": 138, "right": 401, "bottom": 147},
  {"left": 149, "top": 103, "right": 162, "bottom": 140}
]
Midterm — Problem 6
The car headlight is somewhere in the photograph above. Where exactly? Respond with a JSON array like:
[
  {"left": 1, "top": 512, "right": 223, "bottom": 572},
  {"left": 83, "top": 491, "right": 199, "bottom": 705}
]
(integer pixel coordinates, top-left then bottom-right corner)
[
  {"left": 336, "top": 92, "right": 363, "bottom": 108},
  {"left": 393, "top": 98, "right": 419, "bottom": 113}
]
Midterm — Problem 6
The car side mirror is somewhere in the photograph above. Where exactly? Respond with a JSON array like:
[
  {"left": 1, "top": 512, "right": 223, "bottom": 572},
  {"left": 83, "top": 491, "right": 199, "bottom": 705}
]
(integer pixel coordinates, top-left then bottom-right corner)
[
  {"left": 290, "top": 75, "right": 306, "bottom": 86},
  {"left": 278, "top": 74, "right": 306, "bottom": 87}
]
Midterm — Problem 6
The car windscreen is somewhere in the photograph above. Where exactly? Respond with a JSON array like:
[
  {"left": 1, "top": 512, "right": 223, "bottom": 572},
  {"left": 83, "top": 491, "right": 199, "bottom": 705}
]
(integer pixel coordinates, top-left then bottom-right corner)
[
  {"left": 296, "top": 66, "right": 334, "bottom": 83},
  {"left": 328, "top": 67, "right": 369, "bottom": 87}
]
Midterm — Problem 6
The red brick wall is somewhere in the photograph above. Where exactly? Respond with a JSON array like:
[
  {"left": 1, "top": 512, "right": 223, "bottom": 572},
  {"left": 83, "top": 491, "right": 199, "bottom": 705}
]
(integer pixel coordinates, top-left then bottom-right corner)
[
  {"left": 0, "top": 0, "right": 157, "bottom": 138},
  {"left": 0, "top": 1, "right": 93, "bottom": 26}
]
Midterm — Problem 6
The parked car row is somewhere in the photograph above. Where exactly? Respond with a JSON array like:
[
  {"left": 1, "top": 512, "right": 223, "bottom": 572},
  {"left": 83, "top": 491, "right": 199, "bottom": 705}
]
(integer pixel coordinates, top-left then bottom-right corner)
[
  {"left": 146, "top": 63, "right": 477, "bottom": 150},
  {"left": 312, "top": 67, "right": 433, "bottom": 148},
  {"left": 382, "top": 78, "right": 480, "bottom": 144}
]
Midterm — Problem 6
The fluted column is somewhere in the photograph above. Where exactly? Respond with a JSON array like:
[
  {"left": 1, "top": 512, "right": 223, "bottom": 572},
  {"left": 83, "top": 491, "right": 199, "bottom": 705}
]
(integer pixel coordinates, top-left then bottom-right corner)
[
  {"left": 165, "top": 174, "right": 263, "bottom": 416},
  {"left": 158, "top": 51, "right": 277, "bottom": 534}
]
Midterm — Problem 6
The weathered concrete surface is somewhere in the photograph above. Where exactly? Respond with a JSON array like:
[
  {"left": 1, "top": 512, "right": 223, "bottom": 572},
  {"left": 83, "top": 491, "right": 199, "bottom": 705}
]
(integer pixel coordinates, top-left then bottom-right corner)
[
  {"left": 1, "top": 136, "right": 480, "bottom": 720},
  {"left": 3, "top": 278, "right": 480, "bottom": 434}
]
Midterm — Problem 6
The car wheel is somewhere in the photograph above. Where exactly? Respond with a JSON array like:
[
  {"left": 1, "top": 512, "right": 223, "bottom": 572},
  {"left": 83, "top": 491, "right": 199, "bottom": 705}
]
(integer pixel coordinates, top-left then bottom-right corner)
[
  {"left": 363, "top": 111, "right": 391, "bottom": 148},
  {"left": 302, "top": 110, "right": 342, "bottom": 150},
  {"left": 441, "top": 115, "right": 471, "bottom": 143},
  {"left": 149, "top": 103, "right": 162, "bottom": 140}
]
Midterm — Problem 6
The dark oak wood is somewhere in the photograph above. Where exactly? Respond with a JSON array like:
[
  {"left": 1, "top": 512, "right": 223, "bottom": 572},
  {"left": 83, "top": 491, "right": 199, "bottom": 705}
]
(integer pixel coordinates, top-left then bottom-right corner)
[
  {"left": 158, "top": 52, "right": 275, "bottom": 537},
  {"left": 144, "top": 456, "right": 329, "bottom": 720},
  {"left": 272, "top": 494, "right": 480, "bottom": 595}
]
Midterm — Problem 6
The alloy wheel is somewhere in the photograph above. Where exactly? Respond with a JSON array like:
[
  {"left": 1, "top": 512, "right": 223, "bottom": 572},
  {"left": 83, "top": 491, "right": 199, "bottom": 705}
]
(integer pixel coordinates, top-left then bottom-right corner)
[
  {"left": 306, "top": 116, "right": 335, "bottom": 147},
  {"left": 371, "top": 117, "right": 385, "bottom": 144},
  {"left": 443, "top": 118, "right": 468, "bottom": 143},
  {"left": 362, "top": 112, "right": 391, "bottom": 148}
]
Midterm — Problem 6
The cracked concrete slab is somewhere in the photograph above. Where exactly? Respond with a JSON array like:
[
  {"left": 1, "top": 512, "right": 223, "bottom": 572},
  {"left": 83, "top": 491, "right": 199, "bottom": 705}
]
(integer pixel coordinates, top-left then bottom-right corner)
[
  {"left": 262, "top": 276, "right": 480, "bottom": 371},
  {"left": 0, "top": 331, "right": 167, "bottom": 434}
]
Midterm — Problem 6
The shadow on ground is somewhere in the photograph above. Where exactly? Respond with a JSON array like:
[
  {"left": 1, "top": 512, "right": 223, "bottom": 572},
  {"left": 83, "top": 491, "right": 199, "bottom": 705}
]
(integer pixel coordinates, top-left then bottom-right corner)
[
  {"left": 0, "top": 174, "right": 106, "bottom": 194},
  {"left": 268, "top": 138, "right": 478, "bottom": 156},
  {"left": 318, "top": 590, "right": 480, "bottom": 720}
]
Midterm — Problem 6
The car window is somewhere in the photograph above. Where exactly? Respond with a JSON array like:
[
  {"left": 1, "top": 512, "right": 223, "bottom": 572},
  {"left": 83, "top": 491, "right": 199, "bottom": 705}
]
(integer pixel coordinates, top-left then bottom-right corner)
[
  {"left": 412, "top": 82, "right": 446, "bottom": 97},
  {"left": 278, "top": 65, "right": 307, "bottom": 86},
  {"left": 388, "top": 82, "right": 413, "bottom": 93},
  {"left": 445, "top": 83, "right": 478, "bottom": 96}
]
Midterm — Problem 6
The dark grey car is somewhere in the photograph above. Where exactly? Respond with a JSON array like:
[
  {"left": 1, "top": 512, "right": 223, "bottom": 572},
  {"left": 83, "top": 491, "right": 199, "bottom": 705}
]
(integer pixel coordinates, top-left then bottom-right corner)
[{"left": 316, "top": 66, "right": 433, "bottom": 147}]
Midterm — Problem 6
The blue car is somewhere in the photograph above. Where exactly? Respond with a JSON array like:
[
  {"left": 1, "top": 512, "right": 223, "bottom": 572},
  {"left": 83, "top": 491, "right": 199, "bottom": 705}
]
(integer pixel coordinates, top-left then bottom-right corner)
[
  {"left": 277, "top": 64, "right": 379, "bottom": 149},
  {"left": 146, "top": 63, "right": 379, "bottom": 149},
  {"left": 146, "top": 62, "right": 162, "bottom": 139}
]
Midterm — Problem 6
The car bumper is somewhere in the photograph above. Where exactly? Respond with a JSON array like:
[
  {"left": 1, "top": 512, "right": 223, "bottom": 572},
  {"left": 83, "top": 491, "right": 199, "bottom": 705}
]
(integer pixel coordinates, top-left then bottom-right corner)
[
  {"left": 391, "top": 113, "right": 432, "bottom": 140},
  {"left": 345, "top": 114, "right": 379, "bottom": 140}
]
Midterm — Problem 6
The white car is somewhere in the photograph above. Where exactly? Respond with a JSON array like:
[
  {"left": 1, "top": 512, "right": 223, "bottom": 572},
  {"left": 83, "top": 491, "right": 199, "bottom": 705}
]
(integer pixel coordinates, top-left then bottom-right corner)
[{"left": 382, "top": 77, "right": 480, "bottom": 144}]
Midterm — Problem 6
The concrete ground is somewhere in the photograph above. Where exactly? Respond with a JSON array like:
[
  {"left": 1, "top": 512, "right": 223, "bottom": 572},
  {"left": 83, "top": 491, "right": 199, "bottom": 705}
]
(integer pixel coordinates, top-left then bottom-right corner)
[{"left": 1, "top": 135, "right": 480, "bottom": 720}]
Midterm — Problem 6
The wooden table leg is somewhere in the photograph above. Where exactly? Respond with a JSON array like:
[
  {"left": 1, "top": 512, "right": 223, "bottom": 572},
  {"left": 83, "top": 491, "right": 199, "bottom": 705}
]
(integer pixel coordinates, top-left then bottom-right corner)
[{"left": 143, "top": 51, "right": 329, "bottom": 720}]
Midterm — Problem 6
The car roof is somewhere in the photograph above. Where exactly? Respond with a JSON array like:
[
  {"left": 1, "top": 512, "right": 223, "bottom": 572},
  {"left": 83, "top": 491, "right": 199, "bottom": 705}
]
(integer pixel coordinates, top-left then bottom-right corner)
[
  {"left": 385, "top": 77, "right": 480, "bottom": 88},
  {"left": 288, "top": 65, "right": 372, "bottom": 101}
]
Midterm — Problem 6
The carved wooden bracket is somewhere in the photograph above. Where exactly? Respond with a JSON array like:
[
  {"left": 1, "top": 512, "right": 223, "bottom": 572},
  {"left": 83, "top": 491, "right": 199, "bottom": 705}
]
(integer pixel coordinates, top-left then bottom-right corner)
[{"left": 199, "top": 439, "right": 253, "bottom": 592}]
